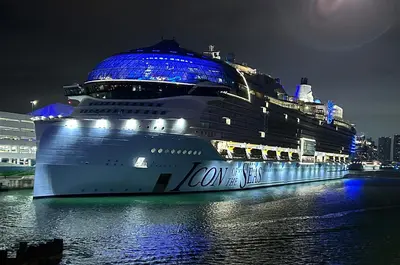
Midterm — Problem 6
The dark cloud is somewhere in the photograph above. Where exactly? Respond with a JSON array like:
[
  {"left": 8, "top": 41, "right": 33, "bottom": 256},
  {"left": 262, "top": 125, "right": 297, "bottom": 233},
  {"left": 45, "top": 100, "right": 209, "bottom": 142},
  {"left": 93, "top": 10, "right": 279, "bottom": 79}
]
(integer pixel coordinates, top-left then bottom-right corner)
[{"left": 1, "top": 0, "right": 399, "bottom": 140}]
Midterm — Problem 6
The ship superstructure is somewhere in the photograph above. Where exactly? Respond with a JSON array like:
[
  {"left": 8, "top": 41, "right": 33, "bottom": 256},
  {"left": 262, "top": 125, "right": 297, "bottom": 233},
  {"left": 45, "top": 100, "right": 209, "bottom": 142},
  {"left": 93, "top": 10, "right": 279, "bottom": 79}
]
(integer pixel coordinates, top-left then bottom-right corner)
[{"left": 33, "top": 40, "right": 356, "bottom": 198}]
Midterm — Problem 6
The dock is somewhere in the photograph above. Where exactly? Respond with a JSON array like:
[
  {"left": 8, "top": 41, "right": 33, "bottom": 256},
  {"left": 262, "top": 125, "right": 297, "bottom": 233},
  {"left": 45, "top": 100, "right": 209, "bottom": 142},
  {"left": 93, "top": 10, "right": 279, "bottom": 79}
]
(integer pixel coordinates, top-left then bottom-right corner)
[
  {"left": 0, "top": 239, "right": 63, "bottom": 265},
  {"left": 0, "top": 176, "right": 34, "bottom": 191}
]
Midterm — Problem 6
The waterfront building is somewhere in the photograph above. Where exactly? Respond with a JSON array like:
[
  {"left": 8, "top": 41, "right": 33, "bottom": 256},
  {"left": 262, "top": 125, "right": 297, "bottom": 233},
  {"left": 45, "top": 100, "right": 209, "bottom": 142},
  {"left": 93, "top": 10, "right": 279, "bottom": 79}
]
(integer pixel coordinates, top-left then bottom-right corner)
[
  {"left": 393, "top": 135, "right": 400, "bottom": 162},
  {"left": 378, "top": 136, "right": 391, "bottom": 162},
  {"left": 0, "top": 103, "right": 74, "bottom": 169},
  {"left": 355, "top": 135, "right": 378, "bottom": 161},
  {"left": 0, "top": 111, "right": 36, "bottom": 166}
]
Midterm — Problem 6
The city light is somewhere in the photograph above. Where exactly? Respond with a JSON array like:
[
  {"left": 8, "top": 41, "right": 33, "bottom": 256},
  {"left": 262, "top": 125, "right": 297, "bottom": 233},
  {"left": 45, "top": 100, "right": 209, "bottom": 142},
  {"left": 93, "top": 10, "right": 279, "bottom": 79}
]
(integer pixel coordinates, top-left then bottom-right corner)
[{"left": 30, "top": 100, "right": 38, "bottom": 115}]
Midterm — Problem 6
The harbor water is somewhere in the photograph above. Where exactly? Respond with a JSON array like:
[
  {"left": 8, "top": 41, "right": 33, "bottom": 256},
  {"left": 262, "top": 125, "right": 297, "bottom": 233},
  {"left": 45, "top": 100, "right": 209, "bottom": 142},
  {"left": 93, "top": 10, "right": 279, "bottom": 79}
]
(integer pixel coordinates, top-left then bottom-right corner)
[{"left": 1, "top": 177, "right": 400, "bottom": 264}]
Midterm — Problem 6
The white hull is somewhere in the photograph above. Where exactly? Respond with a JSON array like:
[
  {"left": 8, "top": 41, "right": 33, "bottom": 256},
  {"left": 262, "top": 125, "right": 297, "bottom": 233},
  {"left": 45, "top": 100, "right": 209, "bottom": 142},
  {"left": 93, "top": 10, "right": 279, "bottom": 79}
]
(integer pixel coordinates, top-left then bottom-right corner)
[{"left": 33, "top": 122, "right": 347, "bottom": 198}]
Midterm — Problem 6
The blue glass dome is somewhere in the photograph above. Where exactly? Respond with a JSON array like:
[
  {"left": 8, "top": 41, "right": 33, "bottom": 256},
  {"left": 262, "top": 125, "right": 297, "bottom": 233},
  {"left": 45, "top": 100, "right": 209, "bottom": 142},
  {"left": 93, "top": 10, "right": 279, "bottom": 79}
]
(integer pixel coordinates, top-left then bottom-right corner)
[{"left": 87, "top": 40, "right": 236, "bottom": 86}]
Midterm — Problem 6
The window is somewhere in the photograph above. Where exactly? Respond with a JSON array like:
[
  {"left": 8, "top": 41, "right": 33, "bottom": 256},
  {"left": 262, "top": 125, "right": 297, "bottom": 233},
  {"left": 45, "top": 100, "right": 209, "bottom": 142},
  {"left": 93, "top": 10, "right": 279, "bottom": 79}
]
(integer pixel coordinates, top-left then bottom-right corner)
[{"left": 223, "top": 117, "right": 231, "bottom": 125}]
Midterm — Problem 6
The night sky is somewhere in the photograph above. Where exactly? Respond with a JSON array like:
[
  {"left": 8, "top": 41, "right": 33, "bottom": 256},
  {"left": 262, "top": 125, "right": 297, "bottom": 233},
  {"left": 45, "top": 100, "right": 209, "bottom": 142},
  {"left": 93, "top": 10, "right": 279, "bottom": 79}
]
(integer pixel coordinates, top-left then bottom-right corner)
[{"left": 1, "top": 0, "right": 399, "bottom": 140}]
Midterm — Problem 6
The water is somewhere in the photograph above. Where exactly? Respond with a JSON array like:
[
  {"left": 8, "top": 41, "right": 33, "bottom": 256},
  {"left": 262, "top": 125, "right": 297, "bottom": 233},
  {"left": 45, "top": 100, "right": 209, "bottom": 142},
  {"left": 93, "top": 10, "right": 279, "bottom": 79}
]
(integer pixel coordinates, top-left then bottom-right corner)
[{"left": 2, "top": 177, "right": 400, "bottom": 264}]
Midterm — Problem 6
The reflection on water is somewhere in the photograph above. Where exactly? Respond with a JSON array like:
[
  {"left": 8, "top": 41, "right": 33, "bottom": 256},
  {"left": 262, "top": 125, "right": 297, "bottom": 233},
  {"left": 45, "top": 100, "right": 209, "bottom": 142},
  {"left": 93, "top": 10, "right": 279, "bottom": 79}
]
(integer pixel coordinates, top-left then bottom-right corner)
[{"left": 2, "top": 178, "right": 400, "bottom": 264}]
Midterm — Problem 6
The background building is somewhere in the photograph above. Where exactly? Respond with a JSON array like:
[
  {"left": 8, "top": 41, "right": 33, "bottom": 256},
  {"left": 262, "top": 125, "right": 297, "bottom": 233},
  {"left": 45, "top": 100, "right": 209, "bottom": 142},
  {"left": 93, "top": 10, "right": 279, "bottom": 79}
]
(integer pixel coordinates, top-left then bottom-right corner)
[
  {"left": 378, "top": 136, "right": 391, "bottom": 162},
  {"left": 393, "top": 135, "right": 400, "bottom": 162},
  {"left": 355, "top": 135, "right": 378, "bottom": 161},
  {"left": 0, "top": 111, "right": 36, "bottom": 166},
  {"left": 0, "top": 103, "right": 74, "bottom": 168}
]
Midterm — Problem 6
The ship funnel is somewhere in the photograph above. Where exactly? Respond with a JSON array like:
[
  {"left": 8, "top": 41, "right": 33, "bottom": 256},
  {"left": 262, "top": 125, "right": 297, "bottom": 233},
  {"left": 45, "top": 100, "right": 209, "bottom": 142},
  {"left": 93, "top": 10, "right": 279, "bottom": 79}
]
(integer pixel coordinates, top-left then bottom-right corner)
[
  {"left": 295, "top": 77, "right": 314, "bottom": 103},
  {"left": 300, "top": 77, "right": 308, "bottom": 85}
]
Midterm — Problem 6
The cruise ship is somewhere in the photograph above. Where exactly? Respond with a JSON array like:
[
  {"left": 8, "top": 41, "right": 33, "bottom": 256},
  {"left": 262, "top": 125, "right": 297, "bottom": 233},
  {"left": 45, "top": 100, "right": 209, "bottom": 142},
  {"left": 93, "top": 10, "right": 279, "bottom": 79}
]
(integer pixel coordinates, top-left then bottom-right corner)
[{"left": 33, "top": 40, "right": 356, "bottom": 198}]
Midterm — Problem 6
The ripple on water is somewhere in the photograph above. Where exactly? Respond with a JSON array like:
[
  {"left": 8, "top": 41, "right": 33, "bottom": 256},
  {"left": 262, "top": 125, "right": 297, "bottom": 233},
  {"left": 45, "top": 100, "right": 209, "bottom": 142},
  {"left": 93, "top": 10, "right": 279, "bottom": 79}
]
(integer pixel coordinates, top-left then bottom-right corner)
[{"left": 2, "top": 178, "right": 400, "bottom": 264}]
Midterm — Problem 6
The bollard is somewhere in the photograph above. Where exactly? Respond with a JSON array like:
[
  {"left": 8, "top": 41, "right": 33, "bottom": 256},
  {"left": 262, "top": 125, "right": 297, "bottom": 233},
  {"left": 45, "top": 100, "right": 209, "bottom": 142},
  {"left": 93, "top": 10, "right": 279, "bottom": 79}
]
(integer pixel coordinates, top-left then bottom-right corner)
[
  {"left": 16, "top": 241, "right": 28, "bottom": 259},
  {"left": 53, "top": 238, "right": 64, "bottom": 254},
  {"left": 0, "top": 250, "right": 7, "bottom": 263}
]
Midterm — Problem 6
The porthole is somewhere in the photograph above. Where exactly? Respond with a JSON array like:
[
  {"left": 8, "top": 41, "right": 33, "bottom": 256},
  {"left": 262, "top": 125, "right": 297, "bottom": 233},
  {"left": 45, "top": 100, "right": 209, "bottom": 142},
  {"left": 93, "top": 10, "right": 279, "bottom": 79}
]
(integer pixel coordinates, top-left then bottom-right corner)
[
  {"left": 193, "top": 151, "right": 197, "bottom": 155},
  {"left": 158, "top": 149, "right": 163, "bottom": 153},
  {"left": 198, "top": 151, "right": 202, "bottom": 155},
  {"left": 183, "top": 150, "right": 187, "bottom": 154},
  {"left": 154, "top": 126, "right": 157, "bottom": 130},
  {"left": 151, "top": 148, "right": 156, "bottom": 153},
  {"left": 188, "top": 150, "right": 192, "bottom": 155},
  {"left": 165, "top": 149, "right": 170, "bottom": 153},
  {"left": 177, "top": 150, "right": 182, "bottom": 154},
  {"left": 171, "top": 149, "right": 176, "bottom": 154},
  {"left": 161, "top": 127, "right": 165, "bottom": 130}
]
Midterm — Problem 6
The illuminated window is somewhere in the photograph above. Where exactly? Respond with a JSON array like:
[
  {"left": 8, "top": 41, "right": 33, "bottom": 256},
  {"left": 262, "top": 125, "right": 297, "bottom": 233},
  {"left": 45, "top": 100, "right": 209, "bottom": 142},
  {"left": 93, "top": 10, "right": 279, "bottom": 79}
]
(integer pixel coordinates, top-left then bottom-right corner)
[
  {"left": 134, "top": 157, "right": 147, "bottom": 168},
  {"left": 223, "top": 117, "right": 231, "bottom": 125},
  {"left": 261, "top": 107, "right": 267, "bottom": 113}
]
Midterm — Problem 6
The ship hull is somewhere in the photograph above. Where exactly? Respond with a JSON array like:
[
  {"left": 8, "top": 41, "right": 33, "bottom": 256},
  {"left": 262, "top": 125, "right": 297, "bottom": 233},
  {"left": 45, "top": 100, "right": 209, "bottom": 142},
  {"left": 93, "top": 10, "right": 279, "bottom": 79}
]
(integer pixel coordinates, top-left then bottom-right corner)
[
  {"left": 33, "top": 122, "right": 347, "bottom": 198},
  {"left": 34, "top": 161, "right": 346, "bottom": 198}
]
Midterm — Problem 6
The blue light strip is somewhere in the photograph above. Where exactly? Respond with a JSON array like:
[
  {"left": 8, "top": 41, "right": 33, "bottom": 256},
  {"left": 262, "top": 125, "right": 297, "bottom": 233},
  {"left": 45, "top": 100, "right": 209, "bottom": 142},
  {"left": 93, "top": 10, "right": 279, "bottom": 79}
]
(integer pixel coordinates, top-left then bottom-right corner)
[
  {"left": 350, "top": 135, "right": 357, "bottom": 155},
  {"left": 326, "top": 100, "right": 334, "bottom": 124},
  {"left": 87, "top": 53, "right": 230, "bottom": 85}
]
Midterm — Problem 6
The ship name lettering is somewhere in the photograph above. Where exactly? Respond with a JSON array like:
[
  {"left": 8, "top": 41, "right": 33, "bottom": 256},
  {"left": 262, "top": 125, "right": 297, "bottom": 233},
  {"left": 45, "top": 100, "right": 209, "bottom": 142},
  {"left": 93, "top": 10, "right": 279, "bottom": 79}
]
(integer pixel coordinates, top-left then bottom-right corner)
[{"left": 240, "top": 163, "right": 262, "bottom": 188}]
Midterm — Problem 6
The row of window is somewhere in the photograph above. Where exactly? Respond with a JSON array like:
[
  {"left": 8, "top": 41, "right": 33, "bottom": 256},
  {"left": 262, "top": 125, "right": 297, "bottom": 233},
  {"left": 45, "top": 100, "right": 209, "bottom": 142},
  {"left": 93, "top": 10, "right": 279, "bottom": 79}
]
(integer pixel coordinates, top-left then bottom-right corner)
[
  {"left": 79, "top": 109, "right": 168, "bottom": 115},
  {"left": 0, "top": 126, "right": 35, "bottom": 132},
  {"left": 150, "top": 148, "right": 202, "bottom": 155},
  {"left": 0, "top": 118, "right": 33, "bottom": 124},
  {"left": 0, "top": 145, "right": 37, "bottom": 153},
  {"left": 88, "top": 101, "right": 164, "bottom": 107},
  {"left": 0, "top": 135, "right": 36, "bottom": 141}
]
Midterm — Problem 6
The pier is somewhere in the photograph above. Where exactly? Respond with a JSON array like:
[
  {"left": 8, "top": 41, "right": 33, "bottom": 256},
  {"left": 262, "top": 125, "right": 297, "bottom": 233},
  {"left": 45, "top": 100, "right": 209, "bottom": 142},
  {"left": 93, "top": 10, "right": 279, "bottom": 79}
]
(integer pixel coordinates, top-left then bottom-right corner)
[
  {"left": 0, "top": 239, "right": 63, "bottom": 265},
  {"left": 0, "top": 176, "right": 34, "bottom": 191}
]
